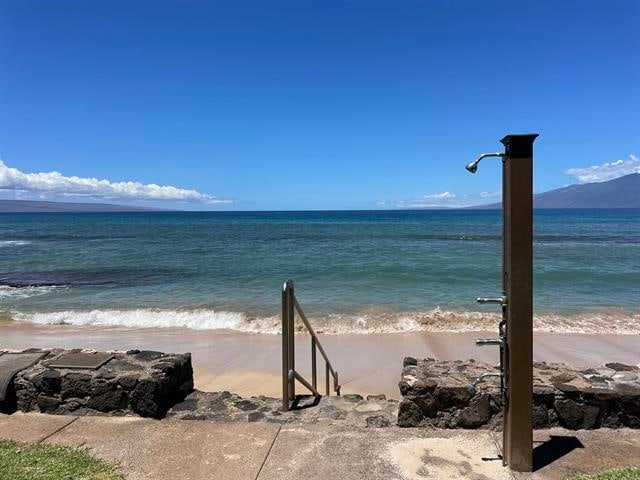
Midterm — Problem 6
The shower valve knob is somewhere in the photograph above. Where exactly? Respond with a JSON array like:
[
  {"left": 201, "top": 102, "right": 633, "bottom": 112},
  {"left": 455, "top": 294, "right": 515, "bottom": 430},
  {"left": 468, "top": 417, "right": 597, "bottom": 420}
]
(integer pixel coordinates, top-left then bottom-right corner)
[
  {"left": 476, "top": 338, "right": 502, "bottom": 346},
  {"left": 476, "top": 296, "right": 507, "bottom": 305}
]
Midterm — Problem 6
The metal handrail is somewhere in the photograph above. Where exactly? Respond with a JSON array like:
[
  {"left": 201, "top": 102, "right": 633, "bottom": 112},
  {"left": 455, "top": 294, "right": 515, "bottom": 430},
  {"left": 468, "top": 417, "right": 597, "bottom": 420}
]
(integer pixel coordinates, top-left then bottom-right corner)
[{"left": 282, "top": 279, "right": 340, "bottom": 411}]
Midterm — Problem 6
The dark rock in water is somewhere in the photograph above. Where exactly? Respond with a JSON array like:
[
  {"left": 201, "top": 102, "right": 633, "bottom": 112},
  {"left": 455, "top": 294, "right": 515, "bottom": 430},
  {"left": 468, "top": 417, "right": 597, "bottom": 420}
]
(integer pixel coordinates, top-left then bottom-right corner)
[
  {"left": 606, "top": 363, "right": 638, "bottom": 372},
  {"left": 397, "top": 400, "right": 423, "bottom": 427},
  {"left": 366, "top": 415, "right": 390, "bottom": 428}
]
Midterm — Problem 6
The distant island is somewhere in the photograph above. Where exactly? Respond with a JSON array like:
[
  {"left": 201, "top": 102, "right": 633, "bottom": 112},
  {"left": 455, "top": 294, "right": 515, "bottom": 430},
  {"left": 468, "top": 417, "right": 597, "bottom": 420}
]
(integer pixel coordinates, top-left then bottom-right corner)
[
  {"left": 0, "top": 200, "right": 163, "bottom": 213},
  {"left": 1, "top": 173, "right": 638, "bottom": 212},
  {"left": 472, "top": 173, "right": 640, "bottom": 209}
]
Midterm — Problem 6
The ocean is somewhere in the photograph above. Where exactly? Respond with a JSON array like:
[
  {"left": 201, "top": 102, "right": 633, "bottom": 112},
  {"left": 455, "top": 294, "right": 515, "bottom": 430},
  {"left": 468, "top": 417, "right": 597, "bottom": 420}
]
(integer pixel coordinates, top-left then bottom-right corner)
[{"left": 1, "top": 209, "right": 639, "bottom": 335}]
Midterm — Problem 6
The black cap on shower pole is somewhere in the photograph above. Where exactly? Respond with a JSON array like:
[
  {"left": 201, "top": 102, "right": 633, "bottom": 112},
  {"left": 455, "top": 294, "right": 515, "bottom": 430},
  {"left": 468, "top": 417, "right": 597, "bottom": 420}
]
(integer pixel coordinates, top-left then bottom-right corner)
[{"left": 500, "top": 134, "right": 539, "bottom": 158}]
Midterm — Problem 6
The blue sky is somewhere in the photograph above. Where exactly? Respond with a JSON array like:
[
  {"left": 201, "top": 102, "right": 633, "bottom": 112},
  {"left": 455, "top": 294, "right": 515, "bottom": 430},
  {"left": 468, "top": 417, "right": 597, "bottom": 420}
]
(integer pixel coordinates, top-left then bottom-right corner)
[{"left": 1, "top": 0, "right": 639, "bottom": 210}]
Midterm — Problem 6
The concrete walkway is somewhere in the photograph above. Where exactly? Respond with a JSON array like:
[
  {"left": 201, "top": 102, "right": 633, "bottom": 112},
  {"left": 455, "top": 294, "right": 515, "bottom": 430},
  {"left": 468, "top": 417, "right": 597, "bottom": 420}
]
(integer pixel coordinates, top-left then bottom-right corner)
[{"left": 1, "top": 413, "right": 639, "bottom": 480}]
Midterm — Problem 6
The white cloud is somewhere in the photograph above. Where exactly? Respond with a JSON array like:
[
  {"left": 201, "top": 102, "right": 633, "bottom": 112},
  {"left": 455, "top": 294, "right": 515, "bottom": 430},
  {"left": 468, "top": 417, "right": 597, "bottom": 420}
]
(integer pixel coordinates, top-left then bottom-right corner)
[
  {"left": 381, "top": 190, "right": 500, "bottom": 209},
  {"left": 0, "top": 160, "right": 230, "bottom": 203},
  {"left": 565, "top": 154, "right": 639, "bottom": 184}
]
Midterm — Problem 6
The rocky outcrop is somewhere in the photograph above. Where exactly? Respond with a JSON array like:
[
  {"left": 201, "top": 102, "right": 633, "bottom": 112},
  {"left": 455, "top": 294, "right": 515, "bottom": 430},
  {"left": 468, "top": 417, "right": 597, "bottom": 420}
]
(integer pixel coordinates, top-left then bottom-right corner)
[
  {"left": 168, "top": 391, "right": 399, "bottom": 428},
  {"left": 398, "top": 358, "right": 640, "bottom": 430},
  {"left": 11, "top": 349, "right": 193, "bottom": 419}
]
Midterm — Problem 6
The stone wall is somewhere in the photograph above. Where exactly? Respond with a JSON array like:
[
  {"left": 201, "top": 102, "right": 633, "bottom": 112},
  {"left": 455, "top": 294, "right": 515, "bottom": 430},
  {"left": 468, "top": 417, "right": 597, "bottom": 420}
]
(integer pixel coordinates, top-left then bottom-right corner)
[
  {"left": 398, "top": 357, "right": 640, "bottom": 430},
  {"left": 12, "top": 349, "right": 193, "bottom": 419}
]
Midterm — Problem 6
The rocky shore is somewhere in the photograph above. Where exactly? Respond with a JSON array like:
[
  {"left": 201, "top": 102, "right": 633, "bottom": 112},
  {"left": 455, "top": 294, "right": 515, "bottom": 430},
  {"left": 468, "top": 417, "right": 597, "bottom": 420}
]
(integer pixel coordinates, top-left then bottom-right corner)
[
  {"left": 398, "top": 357, "right": 640, "bottom": 429},
  {"left": 168, "top": 391, "right": 398, "bottom": 428},
  {"left": 12, "top": 349, "right": 193, "bottom": 419}
]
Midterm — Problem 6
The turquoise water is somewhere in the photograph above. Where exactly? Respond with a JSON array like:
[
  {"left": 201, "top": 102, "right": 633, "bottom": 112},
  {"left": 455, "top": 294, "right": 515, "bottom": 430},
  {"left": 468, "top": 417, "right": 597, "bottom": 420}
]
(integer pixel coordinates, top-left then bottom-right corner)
[{"left": 1, "top": 210, "right": 639, "bottom": 334}]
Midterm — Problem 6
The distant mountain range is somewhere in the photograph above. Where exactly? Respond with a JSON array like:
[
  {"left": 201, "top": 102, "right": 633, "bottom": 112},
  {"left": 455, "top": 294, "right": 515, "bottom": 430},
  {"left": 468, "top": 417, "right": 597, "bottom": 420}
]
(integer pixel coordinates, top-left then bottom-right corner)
[
  {"left": 0, "top": 200, "right": 162, "bottom": 213},
  {"left": 472, "top": 173, "right": 640, "bottom": 209},
  {"left": 1, "top": 173, "right": 638, "bottom": 212}
]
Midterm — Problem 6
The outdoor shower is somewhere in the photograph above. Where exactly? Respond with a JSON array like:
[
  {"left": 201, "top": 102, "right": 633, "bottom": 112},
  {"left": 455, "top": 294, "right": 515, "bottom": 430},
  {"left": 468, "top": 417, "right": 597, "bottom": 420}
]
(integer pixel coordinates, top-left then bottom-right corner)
[
  {"left": 464, "top": 152, "right": 505, "bottom": 173},
  {"left": 465, "top": 134, "right": 538, "bottom": 472}
]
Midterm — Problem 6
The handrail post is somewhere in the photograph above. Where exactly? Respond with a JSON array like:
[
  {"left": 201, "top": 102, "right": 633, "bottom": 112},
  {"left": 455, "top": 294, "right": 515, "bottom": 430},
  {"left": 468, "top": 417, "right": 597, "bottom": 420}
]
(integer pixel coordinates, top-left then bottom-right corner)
[
  {"left": 282, "top": 281, "right": 290, "bottom": 411},
  {"left": 311, "top": 337, "right": 317, "bottom": 391},
  {"left": 281, "top": 279, "right": 340, "bottom": 405},
  {"left": 287, "top": 282, "right": 295, "bottom": 401},
  {"left": 325, "top": 362, "right": 330, "bottom": 396}
]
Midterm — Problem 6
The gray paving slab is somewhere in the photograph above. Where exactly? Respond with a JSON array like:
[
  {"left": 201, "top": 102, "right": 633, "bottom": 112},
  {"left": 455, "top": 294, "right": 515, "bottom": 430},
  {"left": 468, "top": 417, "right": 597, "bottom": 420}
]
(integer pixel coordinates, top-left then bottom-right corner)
[
  {"left": 45, "top": 416, "right": 281, "bottom": 480},
  {"left": 0, "top": 412, "right": 76, "bottom": 443},
  {"left": 515, "top": 428, "right": 640, "bottom": 480},
  {"left": 257, "top": 425, "right": 512, "bottom": 480}
]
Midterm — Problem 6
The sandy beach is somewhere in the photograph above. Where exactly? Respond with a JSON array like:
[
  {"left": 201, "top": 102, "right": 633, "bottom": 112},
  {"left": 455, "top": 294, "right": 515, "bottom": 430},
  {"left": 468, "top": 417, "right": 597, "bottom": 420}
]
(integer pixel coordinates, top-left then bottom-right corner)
[{"left": 1, "top": 322, "right": 638, "bottom": 399}]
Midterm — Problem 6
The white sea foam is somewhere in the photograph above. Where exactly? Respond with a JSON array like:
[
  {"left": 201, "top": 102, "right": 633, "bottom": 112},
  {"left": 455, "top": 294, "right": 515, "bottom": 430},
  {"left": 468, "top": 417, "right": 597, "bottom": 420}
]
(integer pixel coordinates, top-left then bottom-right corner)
[
  {"left": 11, "top": 309, "right": 280, "bottom": 333},
  {"left": 0, "top": 240, "right": 31, "bottom": 248},
  {"left": 9, "top": 307, "right": 640, "bottom": 335},
  {"left": 0, "top": 285, "right": 64, "bottom": 300}
]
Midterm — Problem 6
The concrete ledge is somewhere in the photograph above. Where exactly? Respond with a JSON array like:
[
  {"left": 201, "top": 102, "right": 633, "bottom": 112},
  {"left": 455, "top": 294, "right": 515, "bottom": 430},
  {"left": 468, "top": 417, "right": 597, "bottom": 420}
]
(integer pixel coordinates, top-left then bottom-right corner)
[
  {"left": 0, "top": 412, "right": 76, "bottom": 443},
  {"left": 515, "top": 428, "right": 640, "bottom": 480},
  {"left": 258, "top": 424, "right": 510, "bottom": 480},
  {"left": 45, "top": 416, "right": 280, "bottom": 480}
]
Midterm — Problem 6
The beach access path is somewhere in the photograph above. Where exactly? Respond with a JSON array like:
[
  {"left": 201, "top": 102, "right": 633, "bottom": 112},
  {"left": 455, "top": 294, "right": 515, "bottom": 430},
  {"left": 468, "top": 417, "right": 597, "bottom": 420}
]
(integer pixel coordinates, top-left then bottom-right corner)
[{"left": 1, "top": 412, "right": 639, "bottom": 480}]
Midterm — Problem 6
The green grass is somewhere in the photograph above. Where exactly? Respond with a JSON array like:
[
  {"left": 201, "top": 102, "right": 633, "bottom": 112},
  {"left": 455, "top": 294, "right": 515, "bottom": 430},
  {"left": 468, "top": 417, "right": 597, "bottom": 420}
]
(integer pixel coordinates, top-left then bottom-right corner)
[
  {"left": 0, "top": 439, "right": 124, "bottom": 480},
  {"left": 571, "top": 467, "right": 640, "bottom": 480}
]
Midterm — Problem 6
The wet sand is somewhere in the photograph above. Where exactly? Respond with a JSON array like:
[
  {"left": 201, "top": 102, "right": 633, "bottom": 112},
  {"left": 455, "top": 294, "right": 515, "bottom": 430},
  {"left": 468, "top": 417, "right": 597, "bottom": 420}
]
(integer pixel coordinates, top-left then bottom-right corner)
[{"left": 1, "top": 322, "right": 638, "bottom": 399}]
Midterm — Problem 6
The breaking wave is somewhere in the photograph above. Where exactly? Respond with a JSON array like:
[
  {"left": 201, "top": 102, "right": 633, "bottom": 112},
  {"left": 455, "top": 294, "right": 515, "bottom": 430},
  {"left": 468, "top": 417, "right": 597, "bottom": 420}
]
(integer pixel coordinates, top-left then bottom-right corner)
[{"left": 9, "top": 307, "right": 640, "bottom": 335}]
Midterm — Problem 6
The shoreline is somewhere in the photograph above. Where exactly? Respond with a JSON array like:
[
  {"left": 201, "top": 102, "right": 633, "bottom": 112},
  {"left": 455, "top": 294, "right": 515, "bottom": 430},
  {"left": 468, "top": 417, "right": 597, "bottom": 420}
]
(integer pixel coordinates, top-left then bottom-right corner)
[
  {"left": 1, "top": 322, "right": 638, "bottom": 399},
  {"left": 3, "top": 305, "right": 640, "bottom": 335}
]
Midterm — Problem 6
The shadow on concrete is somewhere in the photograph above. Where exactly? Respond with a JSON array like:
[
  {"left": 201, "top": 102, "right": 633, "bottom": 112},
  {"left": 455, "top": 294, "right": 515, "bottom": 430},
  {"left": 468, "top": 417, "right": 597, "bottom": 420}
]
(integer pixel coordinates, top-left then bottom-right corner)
[
  {"left": 290, "top": 395, "right": 321, "bottom": 410},
  {"left": 533, "top": 435, "right": 584, "bottom": 471}
]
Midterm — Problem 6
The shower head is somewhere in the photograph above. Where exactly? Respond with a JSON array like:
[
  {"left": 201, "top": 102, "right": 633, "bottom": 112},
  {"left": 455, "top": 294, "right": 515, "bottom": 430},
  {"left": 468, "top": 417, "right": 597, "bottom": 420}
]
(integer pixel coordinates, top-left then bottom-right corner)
[
  {"left": 465, "top": 152, "right": 505, "bottom": 174},
  {"left": 465, "top": 161, "right": 479, "bottom": 173}
]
